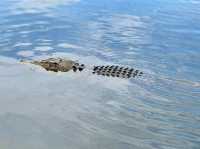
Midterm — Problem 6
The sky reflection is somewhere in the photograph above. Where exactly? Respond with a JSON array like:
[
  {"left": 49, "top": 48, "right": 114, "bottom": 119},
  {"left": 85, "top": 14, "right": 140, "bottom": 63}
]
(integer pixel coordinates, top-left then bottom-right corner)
[{"left": 11, "top": 0, "right": 80, "bottom": 14}]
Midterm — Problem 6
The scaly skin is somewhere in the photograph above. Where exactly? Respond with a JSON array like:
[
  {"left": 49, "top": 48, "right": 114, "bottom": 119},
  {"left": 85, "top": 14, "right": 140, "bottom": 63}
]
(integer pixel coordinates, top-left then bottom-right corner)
[
  {"left": 92, "top": 65, "right": 143, "bottom": 78},
  {"left": 31, "top": 58, "right": 76, "bottom": 72},
  {"left": 20, "top": 58, "right": 143, "bottom": 78},
  {"left": 20, "top": 58, "right": 83, "bottom": 72}
]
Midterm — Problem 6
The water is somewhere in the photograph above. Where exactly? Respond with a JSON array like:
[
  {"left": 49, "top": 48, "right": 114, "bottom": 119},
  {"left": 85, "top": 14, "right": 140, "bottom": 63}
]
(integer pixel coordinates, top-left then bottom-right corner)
[{"left": 0, "top": 0, "right": 200, "bottom": 148}]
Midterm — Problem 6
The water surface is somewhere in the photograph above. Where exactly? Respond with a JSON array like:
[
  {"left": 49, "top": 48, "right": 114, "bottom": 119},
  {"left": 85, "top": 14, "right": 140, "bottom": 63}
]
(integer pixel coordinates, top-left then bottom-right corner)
[{"left": 0, "top": 0, "right": 200, "bottom": 149}]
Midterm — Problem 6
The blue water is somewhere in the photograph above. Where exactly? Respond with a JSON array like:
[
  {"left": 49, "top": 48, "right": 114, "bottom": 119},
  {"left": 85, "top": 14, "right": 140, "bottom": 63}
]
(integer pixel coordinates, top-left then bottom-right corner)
[{"left": 0, "top": 0, "right": 200, "bottom": 149}]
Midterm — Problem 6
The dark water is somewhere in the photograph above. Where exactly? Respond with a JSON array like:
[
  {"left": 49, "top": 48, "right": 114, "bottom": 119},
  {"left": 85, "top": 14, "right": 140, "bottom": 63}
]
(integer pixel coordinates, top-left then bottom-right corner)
[{"left": 0, "top": 0, "right": 200, "bottom": 149}]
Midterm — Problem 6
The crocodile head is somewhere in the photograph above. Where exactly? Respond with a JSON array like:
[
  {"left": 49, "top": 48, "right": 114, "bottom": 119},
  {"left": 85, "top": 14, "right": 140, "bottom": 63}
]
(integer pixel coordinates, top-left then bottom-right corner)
[{"left": 21, "top": 58, "right": 85, "bottom": 72}]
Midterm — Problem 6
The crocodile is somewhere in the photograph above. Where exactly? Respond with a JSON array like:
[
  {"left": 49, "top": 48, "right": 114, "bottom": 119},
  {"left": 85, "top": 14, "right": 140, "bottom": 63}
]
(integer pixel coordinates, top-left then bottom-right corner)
[{"left": 20, "top": 58, "right": 143, "bottom": 79}]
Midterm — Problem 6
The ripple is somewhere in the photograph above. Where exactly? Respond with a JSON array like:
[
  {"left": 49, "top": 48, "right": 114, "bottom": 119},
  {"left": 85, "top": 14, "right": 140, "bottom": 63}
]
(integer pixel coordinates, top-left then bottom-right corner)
[
  {"left": 10, "top": 0, "right": 81, "bottom": 14},
  {"left": 17, "top": 50, "right": 35, "bottom": 57},
  {"left": 13, "top": 42, "right": 32, "bottom": 47},
  {"left": 87, "top": 14, "right": 150, "bottom": 45},
  {"left": 33, "top": 46, "right": 53, "bottom": 52},
  {"left": 0, "top": 0, "right": 200, "bottom": 149}
]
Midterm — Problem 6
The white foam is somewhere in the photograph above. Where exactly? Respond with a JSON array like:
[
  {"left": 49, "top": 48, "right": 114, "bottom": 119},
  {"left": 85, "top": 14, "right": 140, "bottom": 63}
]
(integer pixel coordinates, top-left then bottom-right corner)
[
  {"left": 11, "top": 0, "right": 81, "bottom": 14},
  {"left": 33, "top": 46, "right": 53, "bottom": 51},
  {"left": 17, "top": 50, "right": 35, "bottom": 57},
  {"left": 57, "top": 43, "right": 82, "bottom": 49},
  {"left": 14, "top": 42, "right": 32, "bottom": 47}
]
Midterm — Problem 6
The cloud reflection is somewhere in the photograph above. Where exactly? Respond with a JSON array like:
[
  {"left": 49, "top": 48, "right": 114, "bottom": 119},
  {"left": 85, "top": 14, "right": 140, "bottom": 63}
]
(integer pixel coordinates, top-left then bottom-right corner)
[
  {"left": 83, "top": 14, "right": 152, "bottom": 63},
  {"left": 87, "top": 14, "right": 151, "bottom": 45},
  {"left": 33, "top": 46, "right": 53, "bottom": 51},
  {"left": 11, "top": 0, "right": 80, "bottom": 14},
  {"left": 57, "top": 43, "right": 82, "bottom": 49},
  {"left": 17, "top": 50, "right": 35, "bottom": 57}
]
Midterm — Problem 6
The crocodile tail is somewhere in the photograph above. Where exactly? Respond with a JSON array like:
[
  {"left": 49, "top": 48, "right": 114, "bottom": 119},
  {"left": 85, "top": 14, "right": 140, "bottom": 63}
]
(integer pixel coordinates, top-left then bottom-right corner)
[{"left": 92, "top": 65, "right": 143, "bottom": 79}]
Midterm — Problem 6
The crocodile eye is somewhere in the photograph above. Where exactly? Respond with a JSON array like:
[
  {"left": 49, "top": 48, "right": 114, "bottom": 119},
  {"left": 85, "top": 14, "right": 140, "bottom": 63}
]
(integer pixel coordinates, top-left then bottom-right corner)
[
  {"left": 72, "top": 66, "right": 77, "bottom": 72},
  {"left": 79, "top": 67, "right": 83, "bottom": 71},
  {"left": 74, "top": 63, "right": 79, "bottom": 66}
]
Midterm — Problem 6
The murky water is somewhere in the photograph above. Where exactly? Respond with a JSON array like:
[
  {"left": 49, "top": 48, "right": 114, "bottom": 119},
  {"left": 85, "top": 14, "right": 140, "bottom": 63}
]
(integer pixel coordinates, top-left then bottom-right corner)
[{"left": 0, "top": 0, "right": 200, "bottom": 149}]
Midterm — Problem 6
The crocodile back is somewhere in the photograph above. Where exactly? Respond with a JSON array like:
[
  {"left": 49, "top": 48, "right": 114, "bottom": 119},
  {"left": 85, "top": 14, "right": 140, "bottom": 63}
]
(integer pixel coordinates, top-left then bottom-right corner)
[{"left": 92, "top": 65, "right": 143, "bottom": 78}]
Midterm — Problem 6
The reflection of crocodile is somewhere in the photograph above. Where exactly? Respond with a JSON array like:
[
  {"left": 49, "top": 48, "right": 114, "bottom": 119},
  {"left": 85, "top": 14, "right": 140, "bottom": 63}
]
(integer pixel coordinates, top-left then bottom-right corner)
[{"left": 20, "top": 58, "right": 143, "bottom": 79}]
